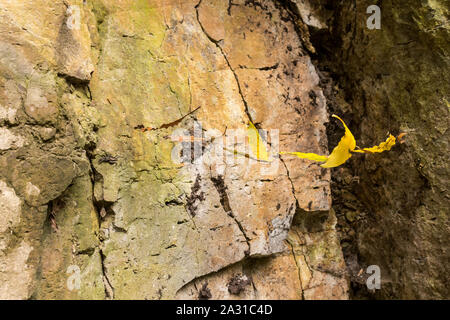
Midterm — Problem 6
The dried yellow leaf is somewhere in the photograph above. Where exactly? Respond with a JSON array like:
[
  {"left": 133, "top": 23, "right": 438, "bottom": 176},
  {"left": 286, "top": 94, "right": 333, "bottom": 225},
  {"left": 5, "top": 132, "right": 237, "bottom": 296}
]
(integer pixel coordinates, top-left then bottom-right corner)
[
  {"left": 248, "top": 121, "right": 270, "bottom": 161},
  {"left": 320, "top": 115, "right": 357, "bottom": 168},
  {"left": 280, "top": 114, "right": 396, "bottom": 168},
  {"left": 352, "top": 134, "right": 396, "bottom": 154},
  {"left": 279, "top": 152, "right": 328, "bottom": 162}
]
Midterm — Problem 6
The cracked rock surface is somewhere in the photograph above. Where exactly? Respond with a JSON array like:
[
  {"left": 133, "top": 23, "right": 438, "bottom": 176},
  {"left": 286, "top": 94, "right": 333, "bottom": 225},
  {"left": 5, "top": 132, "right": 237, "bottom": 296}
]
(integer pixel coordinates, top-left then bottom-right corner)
[{"left": 0, "top": 0, "right": 348, "bottom": 299}]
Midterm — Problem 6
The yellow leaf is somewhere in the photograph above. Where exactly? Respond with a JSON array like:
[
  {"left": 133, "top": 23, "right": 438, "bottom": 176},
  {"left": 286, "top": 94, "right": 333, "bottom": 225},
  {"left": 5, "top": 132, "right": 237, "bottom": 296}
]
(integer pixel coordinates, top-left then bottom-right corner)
[
  {"left": 352, "top": 134, "right": 396, "bottom": 154},
  {"left": 279, "top": 152, "right": 328, "bottom": 162},
  {"left": 279, "top": 114, "right": 396, "bottom": 168},
  {"left": 248, "top": 121, "right": 269, "bottom": 161},
  {"left": 320, "top": 115, "right": 356, "bottom": 168}
]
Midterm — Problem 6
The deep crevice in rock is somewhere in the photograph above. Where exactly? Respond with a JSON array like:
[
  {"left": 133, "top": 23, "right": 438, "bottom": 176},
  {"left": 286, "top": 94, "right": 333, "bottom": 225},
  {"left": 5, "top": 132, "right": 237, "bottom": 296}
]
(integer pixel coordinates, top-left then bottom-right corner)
[{"left": 85, "top": 144, "right": 115, "bottom": 299}]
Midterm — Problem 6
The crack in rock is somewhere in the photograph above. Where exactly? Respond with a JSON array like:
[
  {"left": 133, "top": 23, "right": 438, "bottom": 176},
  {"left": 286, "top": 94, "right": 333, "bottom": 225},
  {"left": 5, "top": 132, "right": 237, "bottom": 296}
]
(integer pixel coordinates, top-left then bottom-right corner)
[
  {"left": 195, "top": 0, "right": 256, "bottom": 125},
  {"left": 210, "top": 175, "right": 251, "bottom": 256}
]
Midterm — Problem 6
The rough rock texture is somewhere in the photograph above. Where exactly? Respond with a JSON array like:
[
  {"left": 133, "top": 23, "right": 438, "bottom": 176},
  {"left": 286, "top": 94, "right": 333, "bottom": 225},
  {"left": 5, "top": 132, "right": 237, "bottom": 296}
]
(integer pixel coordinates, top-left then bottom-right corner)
[
  {"left": 300, "top": 0, "right": 449, "bottom": 299},
  {"left": 0, "top": 0, "right": 348, "bottom": 299}
]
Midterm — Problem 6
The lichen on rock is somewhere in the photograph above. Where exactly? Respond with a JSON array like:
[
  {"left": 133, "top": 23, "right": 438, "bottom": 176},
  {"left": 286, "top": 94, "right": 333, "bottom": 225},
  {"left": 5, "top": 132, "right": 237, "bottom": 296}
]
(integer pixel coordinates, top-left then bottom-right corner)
[{"left": 0, "top": 0, "right": 359, "bottom": 300}]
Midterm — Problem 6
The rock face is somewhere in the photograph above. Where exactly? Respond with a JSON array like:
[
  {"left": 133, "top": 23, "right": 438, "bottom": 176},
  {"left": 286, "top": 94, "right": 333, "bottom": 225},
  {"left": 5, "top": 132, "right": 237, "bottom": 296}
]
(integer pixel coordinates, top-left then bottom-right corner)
[
  {"left": 0, "top": 0, "right": 348, "bottom": 299},
  {"left": 303, "top": 0, "right": 449, "bottom": 299},
  {"left": 2, "top": 0, "right": 448, "bottom": 301}
]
